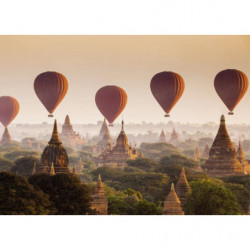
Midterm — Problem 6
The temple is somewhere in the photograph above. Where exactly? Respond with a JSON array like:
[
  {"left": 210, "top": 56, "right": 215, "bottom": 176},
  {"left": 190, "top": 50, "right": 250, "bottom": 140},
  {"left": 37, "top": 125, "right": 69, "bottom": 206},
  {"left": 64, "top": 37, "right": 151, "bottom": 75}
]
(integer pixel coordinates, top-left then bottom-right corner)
[
  {"left": 1, "top": 127, "right": 11, "bottom": 145},
  {"left": 96, "top": 119, "right": 113, "bottom": 153},
  {"left": 98, "top": 121, "right": 138, "bottom": 167},
  {"left": 158, "top": 129, "right": 167, "bottom": 143},
  {"left": 90, "top": 175, "right": 108, "bottom": 215},
  {"left": 202, "top": 144, "right": 210, "bottom": 159},
  {"left": 76, "top": 158, "right": 84, "bottom": 172},
  {"left": 38, "top": 120, "right": 70, "bottom": 175},
  {"left": 202, "top": 115, "right": 243, "bottom": 177},
  {"left": 163, "top": 183, "right": 184, "bottom": 215},
  {"left": 60, "top": 115, "right": 85, "bottom": 149},
  {"left": 193, "top": 145, "right": 201, "bottom": 161},
  {"left": 169, "top": 128, "right": 179, "bottom": 144},
  {"left": 175, "top": 168, "right": 191, "bottom": 207},
  {"left": 236, "top": 141, "right": 250, "bottom": 174}
]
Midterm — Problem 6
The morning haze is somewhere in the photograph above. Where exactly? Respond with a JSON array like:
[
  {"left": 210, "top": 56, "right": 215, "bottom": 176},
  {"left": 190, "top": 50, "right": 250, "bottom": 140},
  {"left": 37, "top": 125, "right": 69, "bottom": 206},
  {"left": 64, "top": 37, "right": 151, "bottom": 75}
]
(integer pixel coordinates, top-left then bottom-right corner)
[{"left": 0, "top": 35, "right": 249, "bottom": 124}]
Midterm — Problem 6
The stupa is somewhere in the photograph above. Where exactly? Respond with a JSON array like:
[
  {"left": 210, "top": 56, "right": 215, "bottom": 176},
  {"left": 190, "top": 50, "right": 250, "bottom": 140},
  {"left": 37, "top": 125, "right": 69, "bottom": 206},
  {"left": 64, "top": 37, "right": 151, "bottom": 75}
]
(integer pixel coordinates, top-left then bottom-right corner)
[
  {"left": 163, "top": 183, "right": 184, "bottom": 215},
  {"left": 38, "top": 120, "right": 70, "bottom": 175},
  {"left": 90, "top": 175, "right": 108, "bottom": 215},
  {"left": 236, "top": 141, "right": 250, "bottom": 174},
  {"left": 202, "top": 115, "right": 243, "bottom": 177},
  {"left": 175, "top": 168, "right": 191, "bottom": 207},
  {"left": 1, "top": 127, "right": 11, "bottom": 145},
  {"left": 158, "top": 129, "right": 167, "bottom": 143},
  {"left": 169, "top": 128, "right": 179, "bottom": 144},
  {"left": 193, "top": 145, "right": 201, "bottom": 161}
]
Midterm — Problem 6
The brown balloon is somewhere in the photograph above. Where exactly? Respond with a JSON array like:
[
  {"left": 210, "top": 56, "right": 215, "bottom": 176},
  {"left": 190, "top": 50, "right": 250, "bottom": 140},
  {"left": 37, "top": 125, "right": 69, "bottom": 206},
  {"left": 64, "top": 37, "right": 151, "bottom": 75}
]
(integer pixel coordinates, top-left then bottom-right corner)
[
  {"left": 34, "top": 71, "right": 68, "bottom": 117},
  {"left": 214, "top": 69, "right": 249, "bottom": 115},
  {"left": 95, "top": 85, "right": 127, "bottom": 125},
  {"left": 150, "top": 71, "right": 185, "bottom": 117},
  {"left": 0, "top": 96, "right": 20, "bottom": 127}
]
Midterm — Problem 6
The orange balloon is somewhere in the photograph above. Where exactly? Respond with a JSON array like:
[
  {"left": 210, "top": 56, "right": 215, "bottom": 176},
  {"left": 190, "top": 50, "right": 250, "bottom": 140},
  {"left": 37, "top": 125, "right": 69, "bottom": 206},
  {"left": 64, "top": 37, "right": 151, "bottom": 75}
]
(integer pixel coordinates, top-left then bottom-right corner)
[{"left": 0, "top": 96, "right": 20, "bottom": 127}]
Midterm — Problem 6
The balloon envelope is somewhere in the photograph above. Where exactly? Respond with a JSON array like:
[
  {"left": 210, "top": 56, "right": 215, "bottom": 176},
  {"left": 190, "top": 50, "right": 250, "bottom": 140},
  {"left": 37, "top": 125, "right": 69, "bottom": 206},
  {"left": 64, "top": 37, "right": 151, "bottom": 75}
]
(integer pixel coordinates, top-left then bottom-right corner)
[
  {"left": 0, "top": 96, "right": 20, "bottom": 127},
  {"left": 150, "top": 71, "right": 185, "bottom": 116},
  {"left": 95, "top": 85, "right": 127, "bottom": 124},
  {"left": 34, "top": 71, "right": 68, "bottom": 115},
  {"left": 214, "top": 69, "right": 248, "bottom": 113}
]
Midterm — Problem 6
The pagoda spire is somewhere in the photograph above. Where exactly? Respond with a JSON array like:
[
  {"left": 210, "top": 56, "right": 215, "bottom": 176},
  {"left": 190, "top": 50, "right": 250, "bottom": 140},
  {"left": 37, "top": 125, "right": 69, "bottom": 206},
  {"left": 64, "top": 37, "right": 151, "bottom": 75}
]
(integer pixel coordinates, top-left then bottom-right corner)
[
  {"left": 237, "top": 140, "right": 250, "bottom": 174},
  {"left": 49, "top": 162, "right": 56, "bottom": 176},
  {"left": 202, "top": 144, "right": 210, "bottom": 158},
  {"left": 163, "top": 183, "right": 184, "bottom": 215},
  {"left": 158, "top": 129, "right": 167, "bottom": 143},
  {"left": 65, "top": 115, "right": 70, "bottom": 124},
  {"left": 49, "top": 120, "right": 62, "bottom": 145},
  {"left": 175, "top": 168, "right": 191, "bottom": 207}
]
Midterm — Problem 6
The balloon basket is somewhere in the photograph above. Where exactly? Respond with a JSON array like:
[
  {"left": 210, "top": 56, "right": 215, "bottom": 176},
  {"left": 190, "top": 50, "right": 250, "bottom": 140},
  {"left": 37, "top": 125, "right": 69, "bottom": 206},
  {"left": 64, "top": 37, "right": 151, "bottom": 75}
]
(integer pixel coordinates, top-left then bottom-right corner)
[
  {"left": 164, "top": 114, "right": 170, "bottom": 117},
  {"left": 48, "top": 114, "right": 53, "bottom": 117},
  {"left": 228, "top": 112, "right": 234, "bottom": 115},
  {"left": 109, "top": 123, "right": 114, "bottom": 127}
]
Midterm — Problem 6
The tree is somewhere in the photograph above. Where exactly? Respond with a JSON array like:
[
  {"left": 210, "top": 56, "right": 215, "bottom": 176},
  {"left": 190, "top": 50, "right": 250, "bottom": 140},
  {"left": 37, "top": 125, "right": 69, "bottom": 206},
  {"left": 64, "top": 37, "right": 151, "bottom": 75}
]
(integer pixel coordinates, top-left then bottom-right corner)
[
  {"left": 0, "top": 157, "right": 14, "bottom": 172},
  {"left": 0, "top": 172, "right": 51, "bottom": 215},
  {"left": 11, "top": 156, "right": 41, "bottom": 178},
  {"left": 134, "top": 199, "right": 162, "bottom": 215},
  {"left": 126, "top": 157, "right": 158, "bottom": 172},
  {"left": 198, "top": 137, "right": 213, "bottom": 148},
  {"left": 184, "top": 179, "right": 243, "bottom": 215},
  {"left": 29, "top": 173, "right": 91, "bottom": 215},
  {"left": 3, "top": 150, "right": 39, "bottom": 161}
]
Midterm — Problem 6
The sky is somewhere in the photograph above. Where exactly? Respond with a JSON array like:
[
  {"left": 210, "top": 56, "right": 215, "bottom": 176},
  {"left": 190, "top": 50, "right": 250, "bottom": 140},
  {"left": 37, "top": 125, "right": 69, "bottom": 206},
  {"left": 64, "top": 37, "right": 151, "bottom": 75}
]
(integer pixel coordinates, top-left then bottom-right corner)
[{"left": 0, "top": 35, "right": 249, "bottom": 125}]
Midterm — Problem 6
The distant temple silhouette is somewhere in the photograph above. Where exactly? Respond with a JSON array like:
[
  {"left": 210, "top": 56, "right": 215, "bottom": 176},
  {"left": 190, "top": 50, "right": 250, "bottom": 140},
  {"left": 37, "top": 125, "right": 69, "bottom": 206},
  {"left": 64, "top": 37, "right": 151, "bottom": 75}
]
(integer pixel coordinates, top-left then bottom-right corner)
[
  {"left": 169, "top": 128, "right": 179, "bottom": 144},
  {"left": 158, "top": 129, "right": 167, "bottom": 143},
  {"left": 37, "top": 120, "right": 70, "bottom": 175},
  {"left": 60, "top": 115, "right": 85, "bottom": 149},
  {"left": 1, "top": 127, "right": 11, "bottom": 145},
  {"left": 202, "top": 115, "right": 244, "bottom": 177},
  {"left": 202, "top": 144, "right": 210, "bottom": 159},
  {"left": 193, "top": 145, "right": 201, "bottom": 161},
  {"left": 98, "top": 121, "right": 138, "bottom": 167},
  {"left": 236, "top": 141, "right": 250, "bottom": 174}
]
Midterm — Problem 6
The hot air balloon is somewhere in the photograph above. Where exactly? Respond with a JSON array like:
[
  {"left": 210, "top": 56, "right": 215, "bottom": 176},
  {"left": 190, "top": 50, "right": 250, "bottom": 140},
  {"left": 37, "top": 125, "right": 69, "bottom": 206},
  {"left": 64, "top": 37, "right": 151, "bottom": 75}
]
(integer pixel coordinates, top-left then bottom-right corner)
[
  {"left": 0, "top": 96, "right": 20, "bottom": 127},
  {"left": 150, "top": 71, "right": 185, "bottom": 117},
  {"left": 34, "top": 71, "right": 68, "bottom": 117},
  {"left": 214, "top": 69, "right": 249, "bottom": 115},
  {"left": 95, "top": 85, "right": 127, "bottom": 126}
]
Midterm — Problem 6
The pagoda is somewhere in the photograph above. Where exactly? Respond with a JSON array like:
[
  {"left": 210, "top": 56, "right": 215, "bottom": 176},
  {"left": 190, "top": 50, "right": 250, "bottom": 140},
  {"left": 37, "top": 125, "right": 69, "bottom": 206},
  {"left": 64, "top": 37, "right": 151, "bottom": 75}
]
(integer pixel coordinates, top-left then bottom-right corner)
[
  {"left": 98, "top": 121, "right": 138, "bottom": 167},
  {"left": 1, "top": 127, "right": 11, "bottom": 145},
  {"left": 236, "top": 141, "right": 250, "bottom": 174},
  {"left": 76, "top": 158, "right": 84, "bottom": 172},
  {"left": 202, "top": 115, "right": 243, "bottom": 177},
  {"left": 60, "top": 115, "right": 84, "bottom": 149},
  {"left": 38, "top": 120, "right": 70, "bottom": 175},
  {"left": 169, "top": 128, "right": 179, "bottom": 144},
  {"left": 202, "top": 144, "right": 210, "bottom": 159},
  {"left": 158, "top": 129, "right": 167, "bottom": 143},
  {"left": 96, "top": 119, "right": 113, "bottom": 153},
  {"left": 163, "top": 183, "right": 184, "bottom": 215},
  {"left": 193, "top": 145, "right": 201, "bottom": 161},
  {"left": 90, "top": 175, "right": 108, "bottom": 215},
  {"left": 175, "top": 168, "right": 191, "bottom": 207}
]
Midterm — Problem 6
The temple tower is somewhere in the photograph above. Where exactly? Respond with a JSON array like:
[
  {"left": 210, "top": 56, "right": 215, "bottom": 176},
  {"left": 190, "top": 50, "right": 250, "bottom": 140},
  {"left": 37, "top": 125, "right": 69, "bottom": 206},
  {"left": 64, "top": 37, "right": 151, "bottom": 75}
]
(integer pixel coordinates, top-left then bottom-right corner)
[
  {"left": 169, "top": 128, "right": 179, "bottom": 144},
  {"left": 38, "top": 120, "right": 70, "bottom": 175},
  {"left": 99, "top": 119, "right": 108, "bottom": 137},
  {"left": 163, "top": 183, "right": 184, "bottom": 215},
  {"left": 158, "top": 129, "right": 167, "bottom": 143},
  {"left": 1, "top": 127, "right": 11, "bottom": 145},
  {"left": 237, "top": 141, "right": 250, "bottom": 174},
  {"left": 175, "top": 168, "right": 191, "bottom": 207},
  {"left": 61, "top": 115, "right": 73, "bottom": 135},
  {"left": 90, "top": 175, "right": 108, "bottom": 215},
  {"left": 193, "top": 146, "right": 201, "bottom": 161},
  {"left": 202, "top": 115, "right": 243, "bottom": 177},
  {"left": 97, "top": 119, "right": 113, "bottom": 153}
]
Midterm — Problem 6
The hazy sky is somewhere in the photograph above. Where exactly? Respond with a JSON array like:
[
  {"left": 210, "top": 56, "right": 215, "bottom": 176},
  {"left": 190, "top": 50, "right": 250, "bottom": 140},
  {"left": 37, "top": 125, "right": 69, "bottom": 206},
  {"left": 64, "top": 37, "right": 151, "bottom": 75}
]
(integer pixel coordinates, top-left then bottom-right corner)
[{"left": 0, "top": 35, "right": 249, "bottom": 125}]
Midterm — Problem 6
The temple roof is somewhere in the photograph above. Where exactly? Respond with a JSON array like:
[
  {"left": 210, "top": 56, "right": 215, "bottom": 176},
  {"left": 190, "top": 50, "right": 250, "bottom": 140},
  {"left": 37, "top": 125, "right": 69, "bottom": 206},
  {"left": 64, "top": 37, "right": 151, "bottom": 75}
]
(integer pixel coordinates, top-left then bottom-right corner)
[
  {"left": 163, "top": 183, "right": 184, "bottom": 215},
  {"left": 202, "top": 144, "right": 210, "bottom": 158},
  {"left": 116, "top": 120, "right": 128, "bottom": 147},
  {"left": 65, "top": 115, "right": 71, "bottom": 125},
  {"left": 100, "top": 119, "right": 109, "bottom": 137},
  {"left": 49, "top": 120, "right": 62, "bottom": 145},
  {"left": 49, "top": 163, "right": 56, "bottom": 176},
  {"left": 1, "top": 127, "right": 11, "bottom": 144},
  {"left": 158, "top": 129, "right": 167, "bottom": 143}
]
